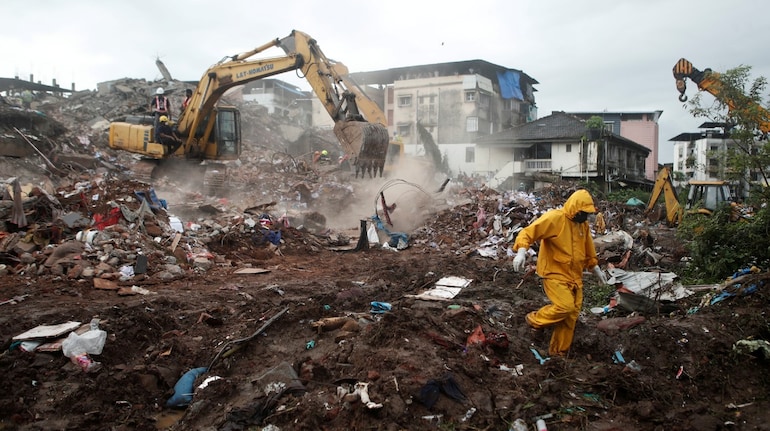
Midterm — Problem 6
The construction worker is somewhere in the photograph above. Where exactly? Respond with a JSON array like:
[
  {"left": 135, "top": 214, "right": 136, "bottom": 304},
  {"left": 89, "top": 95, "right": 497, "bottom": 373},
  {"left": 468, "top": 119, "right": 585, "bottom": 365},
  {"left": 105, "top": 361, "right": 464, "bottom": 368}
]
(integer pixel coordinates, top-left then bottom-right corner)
[
  {"left": 155, "top": 115, "right": 183, "bottom": 155},
  {"left": 150, "top": 87, "right": 170, "bottom": 130},
  {"left": 319, "top": 149, "right": 331, "bottom": 163},
  {"left": 511, "top": 189, "right": 608, "bottom": 357},
  {"left": 181, "top": 89, "right": 193, "bottom": 114}
]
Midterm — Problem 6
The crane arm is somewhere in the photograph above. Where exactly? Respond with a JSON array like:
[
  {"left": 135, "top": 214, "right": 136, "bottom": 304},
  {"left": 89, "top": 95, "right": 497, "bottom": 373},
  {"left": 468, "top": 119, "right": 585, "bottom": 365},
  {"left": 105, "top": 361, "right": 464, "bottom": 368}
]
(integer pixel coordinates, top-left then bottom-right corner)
[{"left": 673, "top": 58, "right": 770, "bottom": 134}]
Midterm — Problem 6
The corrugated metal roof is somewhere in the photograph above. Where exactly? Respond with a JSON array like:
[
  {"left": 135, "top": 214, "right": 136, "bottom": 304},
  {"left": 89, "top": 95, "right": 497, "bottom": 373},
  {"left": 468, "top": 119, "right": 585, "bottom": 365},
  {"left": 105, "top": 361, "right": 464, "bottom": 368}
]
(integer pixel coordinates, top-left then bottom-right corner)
[{"left": 0, "top": 77, "right": 73, "bottom": 93}]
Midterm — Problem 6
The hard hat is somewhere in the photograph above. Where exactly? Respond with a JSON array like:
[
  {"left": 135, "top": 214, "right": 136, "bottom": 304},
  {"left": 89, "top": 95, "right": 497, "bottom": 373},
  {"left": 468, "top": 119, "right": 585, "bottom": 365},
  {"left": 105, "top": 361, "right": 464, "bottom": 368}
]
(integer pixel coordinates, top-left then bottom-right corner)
[
  {"left": 321, "top": 150, "right": 328, "bottom": 156},
  {"left": 159, "top": 115, "right": 169, "bottom": 123},
  {"left": 156, "top": 87, "right": 164, "bottom": 95}
]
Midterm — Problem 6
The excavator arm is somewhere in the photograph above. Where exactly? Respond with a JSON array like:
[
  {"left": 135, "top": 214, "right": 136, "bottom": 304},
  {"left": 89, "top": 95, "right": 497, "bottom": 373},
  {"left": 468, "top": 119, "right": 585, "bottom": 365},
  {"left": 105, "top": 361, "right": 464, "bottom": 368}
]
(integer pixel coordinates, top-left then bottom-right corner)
[
  {"left": 178, "top": 30, "right": 389, "bottom": 176},
  {"left": 275, "top": 31, "right": 389, "bottom": 177},
  {"left": 112, "top": 30, "right": 390, "bottom": 180},
  {"left": 645, "top": 166, "right": 683, "bottom": 226},
  {"left": 673, "top": 58, "right": 770, "bottom": 134}
]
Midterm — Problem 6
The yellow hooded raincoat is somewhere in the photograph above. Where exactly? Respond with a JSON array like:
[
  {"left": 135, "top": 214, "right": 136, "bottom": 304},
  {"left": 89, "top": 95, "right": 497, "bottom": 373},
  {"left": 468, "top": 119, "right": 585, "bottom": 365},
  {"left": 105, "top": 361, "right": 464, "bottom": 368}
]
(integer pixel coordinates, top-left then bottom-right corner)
[{"left": 513, "top": 189, "right": 598, "bottom": 356}]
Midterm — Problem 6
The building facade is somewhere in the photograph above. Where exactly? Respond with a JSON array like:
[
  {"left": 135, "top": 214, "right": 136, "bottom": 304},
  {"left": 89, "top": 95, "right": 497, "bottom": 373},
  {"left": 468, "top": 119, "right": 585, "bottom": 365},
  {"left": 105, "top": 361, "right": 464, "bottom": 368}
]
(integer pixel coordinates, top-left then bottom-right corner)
[
  {"left": 476, "top": 112, "right": 650, "bottom": 192},
  {"left": 350, "top": 60, "right": 538, "bottom": 175},
  {"left": 569, "top": 111, "right": 662, "bottom": 181}
]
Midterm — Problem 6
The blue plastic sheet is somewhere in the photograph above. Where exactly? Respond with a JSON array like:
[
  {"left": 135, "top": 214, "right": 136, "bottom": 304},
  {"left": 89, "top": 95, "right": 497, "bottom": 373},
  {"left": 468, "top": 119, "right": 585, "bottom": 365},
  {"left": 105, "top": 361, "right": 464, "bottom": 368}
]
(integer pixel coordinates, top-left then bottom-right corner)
[{"left": 166, "top": 367, "right": 208, "bottom": 408}]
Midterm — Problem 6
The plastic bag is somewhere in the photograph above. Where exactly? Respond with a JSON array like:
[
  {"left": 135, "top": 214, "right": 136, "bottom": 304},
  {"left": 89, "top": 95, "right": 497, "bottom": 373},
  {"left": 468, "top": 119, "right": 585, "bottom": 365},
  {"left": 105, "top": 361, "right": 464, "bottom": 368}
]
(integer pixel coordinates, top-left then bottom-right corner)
[
  {"left": 61, "top": 324, "right": 107, "bottom": 358},
  {"left": 166, "top": 367, "right": 208, "bottom": 408}
]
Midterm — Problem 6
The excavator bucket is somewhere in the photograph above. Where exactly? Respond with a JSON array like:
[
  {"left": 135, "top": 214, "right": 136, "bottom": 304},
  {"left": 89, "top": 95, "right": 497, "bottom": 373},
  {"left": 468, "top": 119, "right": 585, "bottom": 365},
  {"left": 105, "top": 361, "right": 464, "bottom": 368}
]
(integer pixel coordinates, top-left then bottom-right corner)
[{"left": 333, "top": 121, "right": 389, "bottom": 178}]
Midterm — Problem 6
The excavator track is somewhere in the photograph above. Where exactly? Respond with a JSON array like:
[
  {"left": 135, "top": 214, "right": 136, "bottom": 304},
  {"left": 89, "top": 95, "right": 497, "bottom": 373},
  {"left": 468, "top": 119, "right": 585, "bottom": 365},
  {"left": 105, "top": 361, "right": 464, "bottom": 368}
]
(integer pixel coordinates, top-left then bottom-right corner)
[
  {"left": 203, "top": 164, "right": 229, "bottom": 196},
  {"left": 129, "top": 158, "right": 228, "bottom": 196}
]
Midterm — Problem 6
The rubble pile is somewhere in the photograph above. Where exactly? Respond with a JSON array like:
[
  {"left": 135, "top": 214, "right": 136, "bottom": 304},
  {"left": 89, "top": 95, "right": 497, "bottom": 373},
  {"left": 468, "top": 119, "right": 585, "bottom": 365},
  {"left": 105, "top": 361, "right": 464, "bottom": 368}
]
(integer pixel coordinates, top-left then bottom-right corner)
[{"left": 2, "top": 81, "right": 770, "bottom": 431}]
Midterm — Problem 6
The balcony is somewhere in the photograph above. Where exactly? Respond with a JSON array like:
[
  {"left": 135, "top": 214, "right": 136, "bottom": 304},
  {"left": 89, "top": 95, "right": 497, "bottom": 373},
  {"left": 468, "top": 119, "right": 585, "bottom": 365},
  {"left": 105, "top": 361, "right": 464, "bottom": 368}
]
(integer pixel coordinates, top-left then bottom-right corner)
[{"left": 524, "top": 159, "right": 552, "bottom": 172}]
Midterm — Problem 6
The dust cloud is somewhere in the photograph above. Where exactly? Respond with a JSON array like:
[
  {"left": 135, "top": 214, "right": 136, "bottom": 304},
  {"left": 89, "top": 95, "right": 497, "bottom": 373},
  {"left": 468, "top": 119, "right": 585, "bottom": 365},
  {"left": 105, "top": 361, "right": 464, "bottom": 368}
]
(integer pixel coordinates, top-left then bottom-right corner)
[{"left": 320, "top": 156, "right": 447, "bottom": 232}]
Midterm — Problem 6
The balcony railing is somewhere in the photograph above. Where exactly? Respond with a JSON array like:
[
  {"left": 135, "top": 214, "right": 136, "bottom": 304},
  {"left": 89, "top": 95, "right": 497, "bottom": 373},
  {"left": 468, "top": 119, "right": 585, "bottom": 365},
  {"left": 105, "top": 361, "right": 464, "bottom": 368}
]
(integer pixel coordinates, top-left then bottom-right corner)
[{"left": 524, "top": 159, "right": 552, "bottom": 172}]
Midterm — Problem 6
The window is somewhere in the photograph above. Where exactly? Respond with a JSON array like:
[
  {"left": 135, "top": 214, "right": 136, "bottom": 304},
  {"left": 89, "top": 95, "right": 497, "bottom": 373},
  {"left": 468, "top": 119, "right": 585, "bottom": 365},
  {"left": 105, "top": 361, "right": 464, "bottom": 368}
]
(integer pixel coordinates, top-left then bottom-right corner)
[
  {"left": 566, "top": 144, "right": 572, "bottom": 153},
  {"left": 465, "top": 91, "right": 476, "bottom": 102},
  {"left": 466, "top": 117, "right": 479, "bottom": 132},
  {"left": 418, "top": 95, "right": 435, "bottom": 105},
  {"left": 397, "top": 124, "right": 411, "bottom": 136},
  {"left": 398, "top": 95, "right": 412, "bottom": 107},
  {"left": 478, "top": 93, "right": 490, "bottom": 107},
  {"left": 465, "top": 147, "right": 475, "bottom": 163}
]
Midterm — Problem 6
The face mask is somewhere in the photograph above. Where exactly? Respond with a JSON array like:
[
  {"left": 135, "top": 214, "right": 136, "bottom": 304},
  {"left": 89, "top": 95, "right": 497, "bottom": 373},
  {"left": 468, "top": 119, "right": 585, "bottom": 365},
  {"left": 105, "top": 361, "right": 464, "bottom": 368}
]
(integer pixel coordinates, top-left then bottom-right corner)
[{"left": 572, "top": 211, "right": 589, "bottom": 223}]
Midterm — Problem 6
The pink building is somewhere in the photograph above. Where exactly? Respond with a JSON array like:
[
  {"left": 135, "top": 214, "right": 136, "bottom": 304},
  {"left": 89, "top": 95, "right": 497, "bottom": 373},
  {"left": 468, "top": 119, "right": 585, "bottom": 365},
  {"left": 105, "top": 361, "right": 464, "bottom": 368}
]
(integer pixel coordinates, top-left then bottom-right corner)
[{"left": 569, "top": 111, "right": 662, "bottom": 181}]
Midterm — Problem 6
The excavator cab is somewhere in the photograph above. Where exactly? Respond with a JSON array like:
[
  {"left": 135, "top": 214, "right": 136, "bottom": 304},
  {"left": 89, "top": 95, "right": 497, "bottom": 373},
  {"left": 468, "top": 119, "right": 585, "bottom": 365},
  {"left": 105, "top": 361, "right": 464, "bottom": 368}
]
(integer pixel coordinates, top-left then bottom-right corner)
[{"left": 685, "top": 180, "right": 733, "bottom": 215}]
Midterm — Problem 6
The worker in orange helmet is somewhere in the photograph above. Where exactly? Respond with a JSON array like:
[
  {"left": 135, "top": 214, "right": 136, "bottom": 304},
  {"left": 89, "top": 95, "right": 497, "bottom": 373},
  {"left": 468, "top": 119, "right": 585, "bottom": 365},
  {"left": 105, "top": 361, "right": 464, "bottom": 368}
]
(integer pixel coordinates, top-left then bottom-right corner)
[{"left": 511, "top": 189, "right": 608, "bottom": 357}]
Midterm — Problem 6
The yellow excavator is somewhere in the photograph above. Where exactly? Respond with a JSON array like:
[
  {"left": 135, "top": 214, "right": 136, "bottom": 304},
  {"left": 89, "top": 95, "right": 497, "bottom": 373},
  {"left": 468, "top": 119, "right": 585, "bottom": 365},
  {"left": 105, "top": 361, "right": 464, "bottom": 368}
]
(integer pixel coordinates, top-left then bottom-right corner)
[
  {"left": 645, "top": 166, "right": 738, "bottom": 226},
  {"left": 109, "top": 30, "right": 393, "bottom": 185}
]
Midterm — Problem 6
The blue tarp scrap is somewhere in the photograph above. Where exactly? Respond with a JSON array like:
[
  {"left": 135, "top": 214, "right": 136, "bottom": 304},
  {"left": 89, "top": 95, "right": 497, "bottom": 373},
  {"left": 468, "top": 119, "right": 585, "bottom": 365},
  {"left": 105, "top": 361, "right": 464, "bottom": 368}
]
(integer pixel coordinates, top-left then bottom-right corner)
[
  {"left": 371, "top": 215, "right": 408, "bottom": 248},
  {"left": 496, "top": 70, "right": 524, "bottom": 100},
  {"left": 252, "top": 228, "right": 281, "bottom": 246},
  {"left": 710, "top": 266, "right": 765, "bottom": 305},
  {"left": 134, "top": 188, "right": 168, "bottom": 211},
  {"left": 626, "top": 197, "right": 646, "bottom": 207}
]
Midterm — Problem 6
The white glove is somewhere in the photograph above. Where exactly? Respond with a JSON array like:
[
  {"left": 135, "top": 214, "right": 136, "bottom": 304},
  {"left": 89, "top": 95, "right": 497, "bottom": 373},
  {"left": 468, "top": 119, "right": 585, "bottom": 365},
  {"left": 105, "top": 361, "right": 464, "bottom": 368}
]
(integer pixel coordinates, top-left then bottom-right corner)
[
  {"left": 592, "top": 266, "right": 608, "bottom": 285},
  {"left": 512, "top": 248, "right": 528, "bottom": 272}
]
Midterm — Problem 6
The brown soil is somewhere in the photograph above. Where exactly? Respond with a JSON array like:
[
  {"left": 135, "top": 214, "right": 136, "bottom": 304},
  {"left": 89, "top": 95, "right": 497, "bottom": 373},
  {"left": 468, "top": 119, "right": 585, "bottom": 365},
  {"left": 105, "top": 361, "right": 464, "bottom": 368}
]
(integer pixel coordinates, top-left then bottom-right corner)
[{"left": 1, "top": 94, "right": 769, "bottom": 431}]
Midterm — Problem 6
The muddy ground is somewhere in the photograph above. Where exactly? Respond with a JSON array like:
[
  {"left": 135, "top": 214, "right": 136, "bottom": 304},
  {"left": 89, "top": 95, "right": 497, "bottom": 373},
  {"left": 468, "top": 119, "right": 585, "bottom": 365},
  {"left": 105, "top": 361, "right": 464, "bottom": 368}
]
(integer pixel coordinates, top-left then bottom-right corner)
[{"left": 1, "top": 96, "right": 770, "bottom": 431}]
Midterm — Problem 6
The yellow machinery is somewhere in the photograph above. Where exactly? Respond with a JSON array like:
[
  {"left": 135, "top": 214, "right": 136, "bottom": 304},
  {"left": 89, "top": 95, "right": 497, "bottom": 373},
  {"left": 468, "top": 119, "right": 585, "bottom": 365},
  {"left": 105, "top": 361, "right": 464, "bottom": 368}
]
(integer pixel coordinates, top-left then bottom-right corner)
[
  {"left": 645, "top": 166, "right": 738, "bottom": 225},
  {"left": 673, "top": 58, "right": 770, "bottom": 134},
  {"left": 645, "top": 167, "right": 683, "bottom": 226},
  {"left": 109, "top": 30, "right": 394, "bottom": 183}
]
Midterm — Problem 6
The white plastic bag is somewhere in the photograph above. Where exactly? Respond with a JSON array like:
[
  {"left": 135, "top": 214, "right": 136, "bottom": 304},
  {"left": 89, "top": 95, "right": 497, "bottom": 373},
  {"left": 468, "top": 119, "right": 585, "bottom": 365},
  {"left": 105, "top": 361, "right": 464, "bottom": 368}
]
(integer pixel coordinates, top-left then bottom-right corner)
[{"left": 61, "top": 322, "right": 107, "bottom": 358}]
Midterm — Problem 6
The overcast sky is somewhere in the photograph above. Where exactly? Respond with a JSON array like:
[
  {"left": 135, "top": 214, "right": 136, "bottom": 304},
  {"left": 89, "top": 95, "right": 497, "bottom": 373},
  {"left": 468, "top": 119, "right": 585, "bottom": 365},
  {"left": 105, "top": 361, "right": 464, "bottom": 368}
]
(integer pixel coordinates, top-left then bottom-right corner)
[{"left": 2, "top": 0, "right": 769, "bottom": 164}]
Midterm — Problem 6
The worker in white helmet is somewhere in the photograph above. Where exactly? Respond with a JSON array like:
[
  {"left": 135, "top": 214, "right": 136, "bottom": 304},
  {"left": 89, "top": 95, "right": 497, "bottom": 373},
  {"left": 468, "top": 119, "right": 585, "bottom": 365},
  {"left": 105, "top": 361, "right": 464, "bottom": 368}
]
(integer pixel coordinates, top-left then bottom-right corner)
[{"left": 150, "top": 87, "right": 171, "bottom": 130}]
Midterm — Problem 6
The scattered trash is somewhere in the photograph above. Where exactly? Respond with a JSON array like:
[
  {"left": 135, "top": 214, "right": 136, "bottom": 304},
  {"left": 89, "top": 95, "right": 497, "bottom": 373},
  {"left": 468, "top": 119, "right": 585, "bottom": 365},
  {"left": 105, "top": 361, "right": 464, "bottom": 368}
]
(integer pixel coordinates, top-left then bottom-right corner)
[
  {"left": 408, "top": 276, "right": 472, "bottom": 301},
  {"left": 166, "top": 367, "right": 208, "bottom": 408},
  {"left": 733, "top": 339, "right": 770, "bottom": 359},
  {"left": 461, "top": 407, "right": 477, "bottom": 422},
  {"left": 13, "top": 321, "right": 82, "bottom": 341},
  {"left": 305, "top": 340, "right": 315, "bottom": 350},
  {"left": 415, "top": 373, "right": 467, "bottom": 408},
  {"left": 61, "top": 319, "right": 107, "bottom": 373},
  {"left": 499, "top": 363, "right": 525, "bottom": 376},
  {"left": 530, "top": 348, "right": 550, "bottom": 365},
  {"left": 710, "top": 266, "right": 767, "bottom": 305},
  {"left": 509, "top": 418, "right": 528, "bottom": 431},
  {"left": 606, "top": 268, "right": 693, "bottom": 302},
  {"left": 370, "top": 301, "right": 392, "bottom": 314},
  {"left": 337, "top": 382, "right": 382, "bottom": 409},
  {"left": 624, "top": 360, "right": 642, "bottom": 373}
]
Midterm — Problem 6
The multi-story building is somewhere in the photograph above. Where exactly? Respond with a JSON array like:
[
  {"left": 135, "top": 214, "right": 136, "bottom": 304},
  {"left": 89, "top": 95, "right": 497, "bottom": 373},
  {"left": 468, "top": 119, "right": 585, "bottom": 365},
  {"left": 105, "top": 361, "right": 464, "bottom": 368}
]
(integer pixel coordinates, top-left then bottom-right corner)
[
  {"left": 241, "top": 78, "right": 313, "bottom": 126},
  {"left": 568, "top": 111, "right": 662, "bottom": 181},
  {"left": 349, "top": 60, "right": 539, "bottom": 175},
  {"left": 670, "top": 125, "right": 732, "bottom": 184},
  {"left": 476, "top": 112, "right": 650, "bottom": 192}
]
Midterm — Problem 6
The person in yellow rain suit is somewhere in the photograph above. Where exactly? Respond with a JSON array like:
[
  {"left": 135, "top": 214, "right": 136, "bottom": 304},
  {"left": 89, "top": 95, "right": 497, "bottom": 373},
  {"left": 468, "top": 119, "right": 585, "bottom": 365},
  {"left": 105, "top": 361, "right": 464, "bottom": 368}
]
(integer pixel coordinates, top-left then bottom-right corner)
[{"left": 512, "top": 189, "right": 608, "bottom": 357}]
